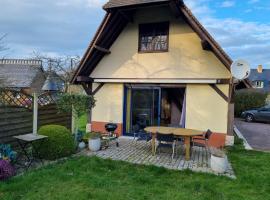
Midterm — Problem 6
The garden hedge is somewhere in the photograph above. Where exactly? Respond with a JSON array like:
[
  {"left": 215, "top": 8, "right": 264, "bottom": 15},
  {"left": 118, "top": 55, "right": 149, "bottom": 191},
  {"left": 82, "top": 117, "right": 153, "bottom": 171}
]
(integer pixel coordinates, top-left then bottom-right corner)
[
  {"left": 36, "top": 125, "right": 75, "bottom": 160},
  {"left": 234, "top": 90, "right": 268, "bottom": 117}
]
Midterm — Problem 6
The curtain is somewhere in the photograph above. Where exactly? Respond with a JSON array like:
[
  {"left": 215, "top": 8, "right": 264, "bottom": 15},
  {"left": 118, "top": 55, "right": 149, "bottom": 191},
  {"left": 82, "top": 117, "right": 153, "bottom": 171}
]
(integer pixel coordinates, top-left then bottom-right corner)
[
  {"left": 125, "top": 88, "right": 132, "bottom": 133},
  {"left": 179, "top": 90, "right": 186, "bottom": 128}
]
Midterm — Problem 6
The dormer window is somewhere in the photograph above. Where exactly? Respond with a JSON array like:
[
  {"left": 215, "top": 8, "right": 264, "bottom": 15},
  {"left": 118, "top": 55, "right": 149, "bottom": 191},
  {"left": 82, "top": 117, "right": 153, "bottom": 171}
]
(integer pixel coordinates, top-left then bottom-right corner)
[
  {"left": 138, "top": 22, "right": 169, "bottom": 53},
  {"left": 254, "top": 81, "right": 264, "bottom": 88}
]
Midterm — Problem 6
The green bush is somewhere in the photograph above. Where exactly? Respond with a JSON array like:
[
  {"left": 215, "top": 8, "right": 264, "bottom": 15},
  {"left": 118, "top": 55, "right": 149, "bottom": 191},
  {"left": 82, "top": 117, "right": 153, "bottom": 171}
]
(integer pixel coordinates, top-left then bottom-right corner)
[
  {"left": 36, "top": 125, "right": 76, "bottom": 160},
  {"left": 234, "top": 90, "right": 268, "bottom": 117}
]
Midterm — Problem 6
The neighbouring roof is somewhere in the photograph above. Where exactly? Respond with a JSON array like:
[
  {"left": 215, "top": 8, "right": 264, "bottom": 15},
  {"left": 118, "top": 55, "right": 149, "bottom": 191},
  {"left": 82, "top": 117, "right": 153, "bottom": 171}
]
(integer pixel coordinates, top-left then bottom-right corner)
[
  {"left": 249, "top": 69, "right": 270, "bottom": 82},
  {"left": 0, "top": 59, "right": 45, "bottom": 89},
  {"left": 72, "top": 0, "right": 251, "bottom": 88}
]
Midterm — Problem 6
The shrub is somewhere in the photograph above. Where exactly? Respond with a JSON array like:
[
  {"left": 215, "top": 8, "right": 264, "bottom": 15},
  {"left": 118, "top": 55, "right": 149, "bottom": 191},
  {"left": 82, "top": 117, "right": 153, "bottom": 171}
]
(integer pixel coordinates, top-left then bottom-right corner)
[
  {"left": 0, "top": 160, "right": 15, "bottom": 181},
  {"left": 234, "top": 90, "right": 268, "bottom": 117},
  {"left": 36, "top": 125, "right": 76, "bottom": 160}
]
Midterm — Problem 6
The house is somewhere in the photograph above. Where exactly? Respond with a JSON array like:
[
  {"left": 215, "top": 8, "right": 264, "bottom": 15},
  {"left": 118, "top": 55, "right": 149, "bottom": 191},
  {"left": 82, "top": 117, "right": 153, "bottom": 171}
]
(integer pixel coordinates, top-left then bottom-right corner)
[
  {"left": 249, "top": 65, "right": 270, "bottom": 92},
  {"left": 0, "top": 59, "right": 46, "bottom": 94},
  {"left": 72, "top": 0, "right": 250, "bottom": 147},
  {"left": 0, "top": 59, "right": 65, "bottom": 94}
]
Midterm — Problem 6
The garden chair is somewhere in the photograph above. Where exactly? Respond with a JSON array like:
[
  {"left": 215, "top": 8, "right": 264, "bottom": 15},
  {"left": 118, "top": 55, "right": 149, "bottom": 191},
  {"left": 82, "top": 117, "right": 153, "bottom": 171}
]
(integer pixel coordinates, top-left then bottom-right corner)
[
  {"left": 156, "top": 133, "right": 176, "bottom": 159},
  {"left": 192, "top": 129, "right": 213, "bottom": 151},
  {"left": 133, "top": 124, "right": 152, "bottom": 145}
]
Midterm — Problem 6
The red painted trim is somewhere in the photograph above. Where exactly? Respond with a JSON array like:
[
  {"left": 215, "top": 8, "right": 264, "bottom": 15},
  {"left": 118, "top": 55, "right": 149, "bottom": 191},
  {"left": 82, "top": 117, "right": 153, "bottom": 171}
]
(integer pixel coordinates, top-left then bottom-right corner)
[
  {"left": 192, "top": 132, "right": 226, "bottom": 148},
  {"left": 92, "top": 121, "right": 123, "bottom": 136}
]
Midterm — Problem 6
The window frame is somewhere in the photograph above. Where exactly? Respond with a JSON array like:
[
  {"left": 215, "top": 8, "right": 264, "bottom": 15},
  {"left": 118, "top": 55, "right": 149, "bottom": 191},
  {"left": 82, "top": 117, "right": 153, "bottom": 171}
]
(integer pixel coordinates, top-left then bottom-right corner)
[
  {"left": 254, "top": 80, "right": 264, "bottom": 88},
  {"left": 138, "top": 21, "right": 170, "bottom": 53}
]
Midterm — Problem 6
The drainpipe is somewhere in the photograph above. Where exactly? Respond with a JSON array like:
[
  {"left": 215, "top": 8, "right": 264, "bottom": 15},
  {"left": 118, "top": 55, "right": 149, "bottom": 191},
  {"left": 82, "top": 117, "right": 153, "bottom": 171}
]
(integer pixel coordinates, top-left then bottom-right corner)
[{"left": 86, "top": 84, "right": 93, "bottom": 133}]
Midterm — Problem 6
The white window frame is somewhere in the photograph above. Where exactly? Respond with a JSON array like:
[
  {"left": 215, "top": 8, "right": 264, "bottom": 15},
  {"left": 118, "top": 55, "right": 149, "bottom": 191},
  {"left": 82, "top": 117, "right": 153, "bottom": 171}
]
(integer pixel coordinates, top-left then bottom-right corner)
[{"left": 254, "top": 81, "right": 264, "bottom": 88}]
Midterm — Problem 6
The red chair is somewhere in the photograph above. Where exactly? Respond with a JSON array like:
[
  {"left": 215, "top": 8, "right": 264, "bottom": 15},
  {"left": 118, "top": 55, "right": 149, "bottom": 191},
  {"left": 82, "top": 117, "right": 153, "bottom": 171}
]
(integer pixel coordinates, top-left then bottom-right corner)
[{"left": 192, "top": 129, "right": 213, "bottom": 150}]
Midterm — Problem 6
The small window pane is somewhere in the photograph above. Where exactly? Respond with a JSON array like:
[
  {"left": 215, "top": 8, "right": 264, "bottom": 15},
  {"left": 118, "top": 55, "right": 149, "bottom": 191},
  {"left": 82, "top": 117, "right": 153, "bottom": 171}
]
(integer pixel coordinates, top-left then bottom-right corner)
[{"left": 139, "top": 22, "right": 169, "bottom": 52}]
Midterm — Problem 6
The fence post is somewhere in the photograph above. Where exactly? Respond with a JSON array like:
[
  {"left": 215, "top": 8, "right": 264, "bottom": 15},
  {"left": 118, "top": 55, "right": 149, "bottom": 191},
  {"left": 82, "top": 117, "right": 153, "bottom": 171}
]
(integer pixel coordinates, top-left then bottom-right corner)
[
  {"left": 33, "top": 93, "right": 38, "bottom": 135},
  {"left": 71, "top": 105, "right": 78, "bottom": 135}
]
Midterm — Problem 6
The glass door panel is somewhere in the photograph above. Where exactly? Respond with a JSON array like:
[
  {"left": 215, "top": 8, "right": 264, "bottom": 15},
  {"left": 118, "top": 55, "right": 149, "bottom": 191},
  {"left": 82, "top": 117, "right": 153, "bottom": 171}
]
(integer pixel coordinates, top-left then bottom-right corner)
[{"left": 125, "top": 87, "right": 160, "bottom": 134}]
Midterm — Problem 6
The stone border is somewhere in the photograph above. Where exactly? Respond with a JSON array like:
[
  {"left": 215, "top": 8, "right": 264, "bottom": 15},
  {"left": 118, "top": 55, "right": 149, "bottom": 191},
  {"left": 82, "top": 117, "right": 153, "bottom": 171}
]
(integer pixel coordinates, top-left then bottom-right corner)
[{"left": 233, "top": 125, "right": 253, "bottom": 150}]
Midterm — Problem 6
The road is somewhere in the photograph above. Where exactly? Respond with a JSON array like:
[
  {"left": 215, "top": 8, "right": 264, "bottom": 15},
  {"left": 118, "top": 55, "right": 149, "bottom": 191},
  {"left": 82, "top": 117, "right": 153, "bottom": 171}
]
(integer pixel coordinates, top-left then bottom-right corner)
[{"left": 234, "top": 118, "right": 270, "bottom": 151}]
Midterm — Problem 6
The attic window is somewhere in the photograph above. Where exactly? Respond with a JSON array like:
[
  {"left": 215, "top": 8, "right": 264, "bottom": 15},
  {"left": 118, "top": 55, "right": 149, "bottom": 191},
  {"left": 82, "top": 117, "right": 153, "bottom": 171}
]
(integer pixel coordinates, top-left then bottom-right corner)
[
  {"left": 254, "top": 81, "right": 264, "bottom": 88},
  {"left": 139, "top": 22, "right": 169, "bottom": 53}
]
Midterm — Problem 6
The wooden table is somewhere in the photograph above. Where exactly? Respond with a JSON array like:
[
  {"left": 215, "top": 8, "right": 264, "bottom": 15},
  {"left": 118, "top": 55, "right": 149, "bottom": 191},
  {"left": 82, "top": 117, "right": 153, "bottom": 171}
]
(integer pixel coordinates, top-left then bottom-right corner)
[{"left": 144, "top": 126, "right": 204, "bottom": 160}]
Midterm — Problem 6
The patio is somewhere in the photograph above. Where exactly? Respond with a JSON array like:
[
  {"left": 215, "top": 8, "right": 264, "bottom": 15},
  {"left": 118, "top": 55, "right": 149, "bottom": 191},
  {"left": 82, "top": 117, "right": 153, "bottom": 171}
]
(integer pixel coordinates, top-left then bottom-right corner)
[{"left": 81, "top": 137, "right": 235, "bottom": 178}]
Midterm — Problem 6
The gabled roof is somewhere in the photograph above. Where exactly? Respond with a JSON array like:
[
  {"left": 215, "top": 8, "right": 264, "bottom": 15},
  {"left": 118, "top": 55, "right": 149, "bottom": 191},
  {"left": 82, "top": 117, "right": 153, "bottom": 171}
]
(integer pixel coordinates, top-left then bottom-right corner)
[
  {"left": 249, "top": 69, "right": 270, "bottom": 82},
  {"left": 72, "top": 0, "right": 251, "bottom": 88},
  {"left": 0, "top": 59, "right": 45, "bottom": 89}
]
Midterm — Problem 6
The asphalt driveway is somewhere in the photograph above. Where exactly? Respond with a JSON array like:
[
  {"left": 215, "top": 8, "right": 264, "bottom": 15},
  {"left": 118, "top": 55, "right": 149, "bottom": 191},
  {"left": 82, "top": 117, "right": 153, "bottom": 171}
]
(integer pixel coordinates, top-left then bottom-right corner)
[{"left": 235, "top": 118, "right": 270, "bottom": 151}]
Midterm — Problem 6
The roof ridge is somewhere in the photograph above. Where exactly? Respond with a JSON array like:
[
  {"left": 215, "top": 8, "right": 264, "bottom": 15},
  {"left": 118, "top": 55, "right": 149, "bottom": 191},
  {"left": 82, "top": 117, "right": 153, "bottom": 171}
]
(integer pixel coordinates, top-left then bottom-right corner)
[{"left": 0, "top": 59, "right": 42, "bottom": 66}]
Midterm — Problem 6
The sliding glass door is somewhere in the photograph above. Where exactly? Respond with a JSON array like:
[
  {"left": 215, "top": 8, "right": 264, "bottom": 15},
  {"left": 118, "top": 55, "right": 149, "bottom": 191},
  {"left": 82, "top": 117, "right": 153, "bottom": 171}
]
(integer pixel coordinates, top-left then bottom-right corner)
[{"left": 124, "top": 87, "right": 161, "bottom": 135}]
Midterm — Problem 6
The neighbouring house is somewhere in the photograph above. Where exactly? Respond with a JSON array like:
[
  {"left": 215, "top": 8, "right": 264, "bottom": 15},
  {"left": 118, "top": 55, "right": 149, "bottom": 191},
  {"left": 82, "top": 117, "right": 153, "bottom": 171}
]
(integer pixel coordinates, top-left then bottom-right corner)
[
  {"left": 72, "top": 0, "right": 250, "bottom": 147},
  {"left": 0, "top": 59, "right": 65, "bottom": 94},
  {"left": 249, "top": 65, "right": 270, "bottom": 92},
  {"left": 0, "top": 59, "right": 46, "bottom": 94}
]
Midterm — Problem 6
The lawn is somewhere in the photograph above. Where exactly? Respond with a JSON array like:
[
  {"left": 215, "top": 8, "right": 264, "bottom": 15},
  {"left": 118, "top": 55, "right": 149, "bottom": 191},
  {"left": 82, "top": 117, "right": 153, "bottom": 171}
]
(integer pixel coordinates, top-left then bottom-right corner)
[{"left": 0, "top": 140, "right": 269, "bottom": 200}]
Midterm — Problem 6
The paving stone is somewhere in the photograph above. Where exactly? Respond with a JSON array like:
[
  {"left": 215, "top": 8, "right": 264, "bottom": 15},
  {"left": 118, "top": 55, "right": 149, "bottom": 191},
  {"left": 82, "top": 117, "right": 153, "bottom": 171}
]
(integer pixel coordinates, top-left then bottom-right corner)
[{"left": 80, "top": 137, "right": 235, "bottom": 178}]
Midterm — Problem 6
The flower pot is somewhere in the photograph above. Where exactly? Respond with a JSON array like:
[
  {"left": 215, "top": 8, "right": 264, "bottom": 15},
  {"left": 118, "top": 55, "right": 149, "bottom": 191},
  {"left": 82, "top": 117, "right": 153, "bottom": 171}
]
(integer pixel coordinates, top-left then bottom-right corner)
[
  {"left": 78, "top": 141, "right": 86, "bottom": 150},
  {"left": 210, "top": 154, "right": 228, "bottom": 173},
  {"left": 88, "top": 138, "right": 101, "bottom": 152}
]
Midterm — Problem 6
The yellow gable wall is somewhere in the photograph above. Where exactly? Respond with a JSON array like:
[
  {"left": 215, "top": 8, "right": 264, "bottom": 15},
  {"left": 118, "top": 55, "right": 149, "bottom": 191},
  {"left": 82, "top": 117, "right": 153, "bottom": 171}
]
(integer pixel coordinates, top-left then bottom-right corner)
[
  {"left": 92, "top": 83, "right": 124, "bottom": 123},
  {"left": 186, "top": 84, "right": 229, "bottom": 134},
  {"left": 91, "top": 6, "right": 231, "bottom": 79}
]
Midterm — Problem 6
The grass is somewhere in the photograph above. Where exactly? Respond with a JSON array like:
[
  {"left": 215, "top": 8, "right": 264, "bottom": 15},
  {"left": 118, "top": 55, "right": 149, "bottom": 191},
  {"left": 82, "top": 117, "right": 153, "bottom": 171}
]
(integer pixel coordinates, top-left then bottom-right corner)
[{"left": 1, "top": 140, "right": 269, "bottom": 200}]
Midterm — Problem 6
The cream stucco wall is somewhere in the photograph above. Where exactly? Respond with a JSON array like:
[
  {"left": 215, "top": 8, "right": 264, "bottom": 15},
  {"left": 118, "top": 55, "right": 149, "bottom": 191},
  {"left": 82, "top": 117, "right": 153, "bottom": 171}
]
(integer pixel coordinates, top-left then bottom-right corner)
[
  {"left": 185, "top": 84, "right": 229, "bottom": 134},
  {"left": 91, "top": 6, "right": 231, "bottom": 79},
  {"left": 92, "top": 83, "right": 124, "bottom": 123}
]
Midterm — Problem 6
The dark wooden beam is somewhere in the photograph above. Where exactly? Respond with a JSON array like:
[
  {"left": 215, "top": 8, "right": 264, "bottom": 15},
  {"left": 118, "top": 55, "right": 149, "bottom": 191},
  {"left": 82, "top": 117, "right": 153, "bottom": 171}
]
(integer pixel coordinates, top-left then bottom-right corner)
[
  {"left": 118, "top": 10, "right": 133, "bottom": 23},
  {"left": 81, "top": 82, "right": 92, "bottom": 95},
  {"left": 169, "top": 1, "right": 181, "bottom": 18},
  {"left": 77, "top": 76, "right": 93, "bottom": 83},
  {"left": 94, "top": 45, "right": 111, "bottom": 54},
  {"left": 179, "top": 6, "right": 231, "bottom": 69},
  {"left": 201, "top": 39, "right": 211, "bottom": 51},
  {"left": 92, "top": 83, "right": 105, "bottom": 95},
  {"left": 209, "top": 84, "right": 229, "bottom": 102},
  {"left": 216, "top": 79, "right": 230, "bottom": 84}
]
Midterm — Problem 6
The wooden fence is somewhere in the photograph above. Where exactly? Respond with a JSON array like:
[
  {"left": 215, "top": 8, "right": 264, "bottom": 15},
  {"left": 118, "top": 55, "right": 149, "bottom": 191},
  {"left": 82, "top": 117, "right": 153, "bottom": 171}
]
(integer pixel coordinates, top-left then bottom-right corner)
[
  {"left": 38, "top": 104, "right": 71, "bottom": 130},
  {"left": 0, "top": 89, "right": 71, "bottom": 145},
  {"left": 0, "top": 106, "right": 33, "bottom": 145}
]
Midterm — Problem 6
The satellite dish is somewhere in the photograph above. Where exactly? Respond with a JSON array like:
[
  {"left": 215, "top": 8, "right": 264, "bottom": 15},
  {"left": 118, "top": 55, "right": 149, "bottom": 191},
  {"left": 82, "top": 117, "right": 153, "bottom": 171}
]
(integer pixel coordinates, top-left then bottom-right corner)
[{"left": 231, "top": 59, "right": 251, "bottom": 80}]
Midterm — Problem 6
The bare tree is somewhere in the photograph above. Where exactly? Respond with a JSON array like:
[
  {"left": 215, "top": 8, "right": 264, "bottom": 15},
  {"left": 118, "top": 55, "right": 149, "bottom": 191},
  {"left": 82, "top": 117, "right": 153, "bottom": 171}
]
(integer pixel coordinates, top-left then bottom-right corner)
[{"left": 31, "top": 52, "right": 81, "bottom": 91}]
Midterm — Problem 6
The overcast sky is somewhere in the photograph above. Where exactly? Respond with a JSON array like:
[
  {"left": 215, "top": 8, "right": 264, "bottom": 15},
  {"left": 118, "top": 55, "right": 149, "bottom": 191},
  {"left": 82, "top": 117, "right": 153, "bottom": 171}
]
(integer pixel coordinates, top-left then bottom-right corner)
[{"left": 0, "top": 0, "right": 269, "bottom": 68}]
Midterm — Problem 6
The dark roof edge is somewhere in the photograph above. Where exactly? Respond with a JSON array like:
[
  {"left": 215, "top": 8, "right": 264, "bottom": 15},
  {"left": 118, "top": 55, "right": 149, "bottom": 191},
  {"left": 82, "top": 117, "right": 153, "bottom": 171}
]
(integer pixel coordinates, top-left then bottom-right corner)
[
  {"left": 71, "top": 13, "right": 111, "bottom": 83},
  {"left": 103, "top": 0, "right": 170, "bottom": 10}
]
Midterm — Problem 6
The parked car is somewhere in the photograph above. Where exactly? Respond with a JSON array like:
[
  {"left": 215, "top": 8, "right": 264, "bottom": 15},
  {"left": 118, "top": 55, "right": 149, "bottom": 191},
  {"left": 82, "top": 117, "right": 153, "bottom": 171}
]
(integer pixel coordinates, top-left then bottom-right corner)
[{"left": 241, "top": 106, "right": 270, "bottom": 122}]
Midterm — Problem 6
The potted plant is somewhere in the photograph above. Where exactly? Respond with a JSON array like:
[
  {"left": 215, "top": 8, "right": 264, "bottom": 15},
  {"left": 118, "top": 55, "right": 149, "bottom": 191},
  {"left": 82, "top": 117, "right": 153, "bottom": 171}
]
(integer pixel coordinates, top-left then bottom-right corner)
[
  {"left": 88, "top": 132, "right": 101, "bottom": 151},
  {"left": 210, "top": 147, "right": 228, "bottom": 173}
]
